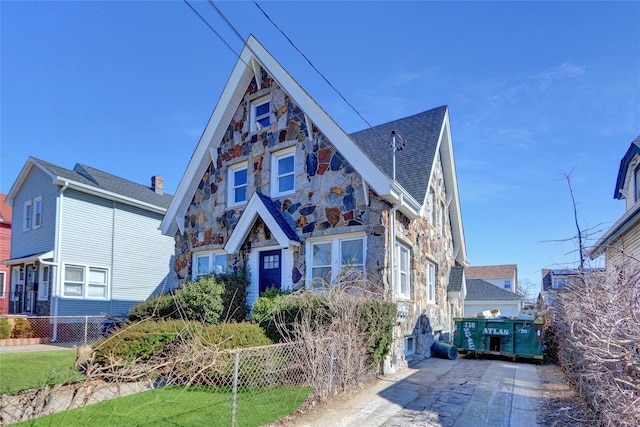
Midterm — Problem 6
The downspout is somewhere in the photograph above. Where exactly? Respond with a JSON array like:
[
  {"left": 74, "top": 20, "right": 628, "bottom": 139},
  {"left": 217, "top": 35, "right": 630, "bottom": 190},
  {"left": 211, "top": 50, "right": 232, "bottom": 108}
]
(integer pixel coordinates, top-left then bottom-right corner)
[
  {"left": 388, "top": 194, "right": 403, "bottom": 368},
  {"left": 52, "top": 181, "right": 69, "bottom": 341}
]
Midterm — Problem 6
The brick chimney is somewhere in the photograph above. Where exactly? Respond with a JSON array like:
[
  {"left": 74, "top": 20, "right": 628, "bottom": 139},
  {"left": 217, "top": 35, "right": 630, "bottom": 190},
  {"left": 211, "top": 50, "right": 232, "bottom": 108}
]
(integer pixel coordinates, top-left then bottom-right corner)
[{"left": 151, "top": 175, "right": 164, "bottom": 195}]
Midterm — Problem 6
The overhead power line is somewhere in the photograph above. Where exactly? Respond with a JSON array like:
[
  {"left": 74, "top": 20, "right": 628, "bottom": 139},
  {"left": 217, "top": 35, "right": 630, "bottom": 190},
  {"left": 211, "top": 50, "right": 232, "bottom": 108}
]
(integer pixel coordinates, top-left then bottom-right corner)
[
  {"left": 184, "top": 0, "right": 397, "bottom": 149},
  {"left": 252, "top": 0, "right": 392, "bottom": 146},
  {"left": 183, "top": 0, "right": 242, "bottom": 60}
]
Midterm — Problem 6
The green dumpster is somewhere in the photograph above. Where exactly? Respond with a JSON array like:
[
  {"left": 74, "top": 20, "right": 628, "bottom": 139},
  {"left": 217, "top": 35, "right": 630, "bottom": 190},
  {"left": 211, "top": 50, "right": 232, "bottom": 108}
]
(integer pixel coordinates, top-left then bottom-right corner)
[{"left": 453, "top": 317, "right": 543, "bottom": 361}]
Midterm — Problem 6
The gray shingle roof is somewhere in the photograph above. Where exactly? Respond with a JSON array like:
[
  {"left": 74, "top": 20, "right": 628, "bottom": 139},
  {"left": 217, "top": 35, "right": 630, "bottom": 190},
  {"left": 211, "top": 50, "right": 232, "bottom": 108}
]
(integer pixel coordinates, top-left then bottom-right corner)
[
  {"left": 448, "top": 265, "right": 464, "bottom": 293},
  {"left": 349, "top": 106, "right": 447, "bottom": 202},
  {"left": 466, "top": 279, "right": 524, "bottom": 302},
  {"left": 33, "top": 158, "right": 173, "bottom": 209}
]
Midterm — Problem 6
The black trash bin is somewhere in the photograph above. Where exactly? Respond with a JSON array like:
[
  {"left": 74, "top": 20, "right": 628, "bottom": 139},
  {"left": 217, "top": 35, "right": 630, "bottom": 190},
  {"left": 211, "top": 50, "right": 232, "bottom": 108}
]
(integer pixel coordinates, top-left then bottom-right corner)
[{"left": 431, "top": 342, "right": 458, "bottom": 360}]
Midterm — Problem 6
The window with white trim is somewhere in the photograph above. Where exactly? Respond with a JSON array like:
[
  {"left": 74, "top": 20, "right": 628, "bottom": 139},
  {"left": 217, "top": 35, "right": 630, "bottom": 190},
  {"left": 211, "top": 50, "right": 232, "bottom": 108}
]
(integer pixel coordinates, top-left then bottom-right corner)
[
  {"left": 228, "top": 162, "right": 248, "bottom": 206},
  {"left": 250, "top": 97, "right": 271, "bottom": 132},
  {"left": 271, "top": 148, "right": 295, "bottom": 196},
  {"left": 38, "top": 265, "right": 51, "bottom": 300},
  {"left": 193, "top": 252, "right": 227, "bottom": 279},
  {"left": 34, "top": 197, "right": 42, "bottom": 228},
  {"left": 307, "top": 234, "right": 365, "bottom": 288},
  {"left": 63, "top": 264, "right": 110, "bottom": 299},
  {"left": 397, "top": 242, "right": 411, "bottom": 298},
  {"left": 24, "top": 200, "right": 32, "bottom": 231},
  {"left": 0, "top": 272, "right": 5, "bottom": 298},
  {"left": 428, "top": 188, "right": 435, "bottom": 225},
  {"left": 503, "top": 280, "right": 511, "bottom": 290},
  {"left": 427, "top": 261, "right": 436, "bottom": 303}
]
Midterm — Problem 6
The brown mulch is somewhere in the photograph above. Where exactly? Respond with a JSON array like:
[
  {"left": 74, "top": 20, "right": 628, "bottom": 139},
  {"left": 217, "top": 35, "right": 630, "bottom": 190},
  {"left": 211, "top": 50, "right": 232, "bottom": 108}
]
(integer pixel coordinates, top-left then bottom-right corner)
[{"left": 536, "top": 361, "right": 599, "bottom": 426}]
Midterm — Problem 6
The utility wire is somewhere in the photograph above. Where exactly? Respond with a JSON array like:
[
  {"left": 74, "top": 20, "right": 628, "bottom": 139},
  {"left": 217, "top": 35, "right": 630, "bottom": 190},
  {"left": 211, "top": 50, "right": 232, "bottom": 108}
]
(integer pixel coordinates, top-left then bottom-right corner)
[
  {"left": 186, "top": 0, "right": 395, "bottom": 148},
  {"left": 183, "top": 0, "right": 243, "bottom": 63},
  {"left": 252, "top": 0, "right": 394, "bottom": 146}
]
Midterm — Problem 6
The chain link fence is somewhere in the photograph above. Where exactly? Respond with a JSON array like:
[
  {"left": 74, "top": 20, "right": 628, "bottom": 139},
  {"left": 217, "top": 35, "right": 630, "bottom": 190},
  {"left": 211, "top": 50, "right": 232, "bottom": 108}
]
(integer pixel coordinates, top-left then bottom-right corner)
[
  {"left": 1, "top": 336, "right": 377, "bottom": 425},
  {"left": 0, "top": 316, "right": 123, "bottom": 352}
]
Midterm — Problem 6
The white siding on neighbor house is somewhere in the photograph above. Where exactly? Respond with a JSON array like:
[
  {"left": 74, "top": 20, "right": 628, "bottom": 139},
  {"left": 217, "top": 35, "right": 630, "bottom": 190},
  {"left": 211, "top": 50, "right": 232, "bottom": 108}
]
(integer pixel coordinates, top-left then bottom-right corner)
[
  {"left": 59, "top": 190, "right": 114, "bottom": 267},
  {"left": 57, "top": 190, "right": 174, "bottom": 316},
  {"left": 606, "top": 223, "right": 640, "bottom": 269},
  {"left": 10, "top": 166, "right": 57, "bottom": 257},
  {"left": 112, "top": 203, "right": 174, "bottom": 302}
]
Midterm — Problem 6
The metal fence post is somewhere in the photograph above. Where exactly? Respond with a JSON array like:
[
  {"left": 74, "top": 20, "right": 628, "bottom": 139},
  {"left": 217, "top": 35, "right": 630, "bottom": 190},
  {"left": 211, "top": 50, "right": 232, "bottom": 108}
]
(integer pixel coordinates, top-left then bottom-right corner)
[
  {"left": 83, "top": 316, "right": 89, "bottom": 346},
  {"left": 231, "top": 350, "right": 239, "bottom": 427}
]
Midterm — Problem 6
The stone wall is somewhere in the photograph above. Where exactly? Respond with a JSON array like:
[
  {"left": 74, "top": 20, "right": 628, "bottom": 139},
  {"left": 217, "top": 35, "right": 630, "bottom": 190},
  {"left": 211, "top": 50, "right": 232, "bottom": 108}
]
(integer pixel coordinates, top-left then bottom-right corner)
[
  {"left": 173, "top": 68, "right": 386, "bottom": 286},
  {"left": 392, "top": 153, "right": 456, "bottom": 365}
]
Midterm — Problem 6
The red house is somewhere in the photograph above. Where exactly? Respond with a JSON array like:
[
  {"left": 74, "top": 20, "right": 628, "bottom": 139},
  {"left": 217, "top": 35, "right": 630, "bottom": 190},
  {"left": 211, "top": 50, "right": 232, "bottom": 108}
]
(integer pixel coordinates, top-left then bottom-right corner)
[{"left": 0, "top": 194, "right": 12, "bottom": 314}]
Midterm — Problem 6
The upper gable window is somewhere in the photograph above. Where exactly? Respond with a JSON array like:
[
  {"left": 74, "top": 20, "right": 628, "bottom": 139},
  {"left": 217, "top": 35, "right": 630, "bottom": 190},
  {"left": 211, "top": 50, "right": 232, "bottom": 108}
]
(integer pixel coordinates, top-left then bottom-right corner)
[
  {"left": 228, "top": 162, "right": 248, "bottom": 206},
  {"left": 504, "top": 280, "right": 511, "bottom": 290},
  {"left": 34, "top": 197, "right": 42, "bottom": 228},
  {"left": 271, "top": 148, "right": 295, "bottom": 196},
  {"left": 250, "top": 97, "right": 271, "bottom": 132},
  {"left": 24, "top": 201, "right": 32, "bottom": 231}
]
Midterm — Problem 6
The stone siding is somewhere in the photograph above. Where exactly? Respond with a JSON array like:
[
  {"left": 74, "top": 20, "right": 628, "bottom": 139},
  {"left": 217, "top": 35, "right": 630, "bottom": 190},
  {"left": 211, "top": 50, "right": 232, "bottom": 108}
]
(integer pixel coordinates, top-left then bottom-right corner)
[
  {"left": 392, "top": 153, "right": 456, "bottom": 365},
  {"left": 174, "top": 67, "right": 385, "bottom": 286}
]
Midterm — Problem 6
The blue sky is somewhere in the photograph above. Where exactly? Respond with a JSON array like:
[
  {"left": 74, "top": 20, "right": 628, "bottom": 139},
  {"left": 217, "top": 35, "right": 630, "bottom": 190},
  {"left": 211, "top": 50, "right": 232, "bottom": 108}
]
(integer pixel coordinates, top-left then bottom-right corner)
[{"left": 2, "top": 1, "right": 639, "bottom": 291}]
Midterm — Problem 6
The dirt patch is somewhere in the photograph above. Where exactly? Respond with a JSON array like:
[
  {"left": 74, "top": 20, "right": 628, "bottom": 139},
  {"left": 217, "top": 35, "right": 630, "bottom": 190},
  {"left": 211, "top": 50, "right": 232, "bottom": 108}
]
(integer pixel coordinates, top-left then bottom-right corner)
[{"left": 536, "top": 361, "right": 598, "bottom": 426}]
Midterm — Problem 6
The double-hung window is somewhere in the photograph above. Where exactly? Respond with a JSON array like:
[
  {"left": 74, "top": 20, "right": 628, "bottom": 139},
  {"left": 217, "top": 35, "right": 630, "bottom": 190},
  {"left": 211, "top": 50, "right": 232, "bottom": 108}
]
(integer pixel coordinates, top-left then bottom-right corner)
[
  {"left": 228, "top": 162, "right": 248, "bottom": 206},
  {"left": 88, "top": 268, "right": 108, "bottom": 298},
  {"left": 397, "top": 243, "right": 411, "bottom": 298},
  {"left": 193, "top": 252, "right": 227, "bottom": 279},
  {"left": 426, "top": 261, "right": 436, "bottom": 303},
  {"left": 272, "top": 148, "right": 295, "bottom": 196},
  {"left": 250, "top": 97, "right": 271, "bottom": 132},
  {"left": 34, "top": 197, "right": 42, "bottom": 228},
  {"left": 64, "top": 265, "right": 85, "bottom": 297},
  {"left": 503, "top": 280, "right": 511, "bottom": 290},
  {"left": 308, "top": 234, "right": 365, "bottom": 288},
  {"left": 24, "top": 201, "right": 33, "bottom": 231},
  {"left": 63, "top": 264, "right": 110, "bottom": 299}
]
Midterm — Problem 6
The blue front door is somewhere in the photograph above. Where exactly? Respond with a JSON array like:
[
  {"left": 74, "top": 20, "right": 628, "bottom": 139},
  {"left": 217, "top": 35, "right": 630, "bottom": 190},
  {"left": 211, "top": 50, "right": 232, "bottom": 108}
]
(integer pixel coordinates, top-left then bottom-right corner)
[{"left": 259, "top": 250, "right": 281, "bottom": 294}]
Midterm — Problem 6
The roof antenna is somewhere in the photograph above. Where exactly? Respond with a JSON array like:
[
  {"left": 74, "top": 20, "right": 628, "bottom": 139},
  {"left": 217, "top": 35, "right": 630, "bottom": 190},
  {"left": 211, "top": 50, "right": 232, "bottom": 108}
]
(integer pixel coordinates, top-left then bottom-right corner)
[{"left": 390, "top": 130, "right": 406, "bottom": 181}]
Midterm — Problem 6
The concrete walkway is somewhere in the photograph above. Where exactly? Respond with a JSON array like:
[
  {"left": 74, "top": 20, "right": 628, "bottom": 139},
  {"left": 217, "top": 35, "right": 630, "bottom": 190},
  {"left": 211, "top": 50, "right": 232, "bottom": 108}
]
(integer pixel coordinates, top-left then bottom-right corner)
[{"left": 287, "top": 356, "right": 540, "bottom": 427}]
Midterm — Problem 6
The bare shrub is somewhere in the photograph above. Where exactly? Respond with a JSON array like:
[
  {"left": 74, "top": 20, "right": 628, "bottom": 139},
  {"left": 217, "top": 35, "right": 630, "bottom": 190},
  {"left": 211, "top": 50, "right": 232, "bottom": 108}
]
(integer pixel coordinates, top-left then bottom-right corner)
[
  {"left": 265, "top": 272, "right": 394, "bottom": 399},
  {"left": 545, "top": 267, "right": 640, "bottom": 426}
]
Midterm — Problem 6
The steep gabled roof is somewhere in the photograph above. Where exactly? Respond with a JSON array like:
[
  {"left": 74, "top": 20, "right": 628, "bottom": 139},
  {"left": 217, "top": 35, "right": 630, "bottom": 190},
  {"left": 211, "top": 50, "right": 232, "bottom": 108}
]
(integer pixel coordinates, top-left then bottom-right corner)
[
  {"left": 160, "top": 36, "right": 467, "bottom": 265},
  {"left": 614, "top": 135, "right": 640, "bottom": 199},
  {"left": 6, "top": 157, "right": 172, "bottom": 213},
  {"left": 225, "top": 192, "right": 300, "bottom": 253},
  {"left": 350, "top": 106, "right": 446, "bottom": 203},
  {"left": 589, "top": 135, "right": 640, "bottom": 258},
  {"left": 466, "top": 279, "right": 523, "bottom": 302}
]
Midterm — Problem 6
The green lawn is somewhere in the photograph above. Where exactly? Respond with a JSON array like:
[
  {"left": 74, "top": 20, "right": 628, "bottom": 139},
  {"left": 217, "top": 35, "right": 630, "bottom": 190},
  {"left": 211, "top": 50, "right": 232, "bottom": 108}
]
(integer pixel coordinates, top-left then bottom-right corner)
[
  {"left": 0, "top": 350, "right": 86, "bottom": 395},
  {"left": 16, "top": 385, "right": 314, "bottom": 427}
]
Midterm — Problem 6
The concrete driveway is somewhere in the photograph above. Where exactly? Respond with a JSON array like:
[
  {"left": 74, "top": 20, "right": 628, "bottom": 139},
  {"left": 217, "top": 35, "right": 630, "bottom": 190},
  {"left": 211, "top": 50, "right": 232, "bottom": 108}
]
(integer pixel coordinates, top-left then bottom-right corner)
[{"left": 286, "top": 356, "right": 540, "bottom": 427}]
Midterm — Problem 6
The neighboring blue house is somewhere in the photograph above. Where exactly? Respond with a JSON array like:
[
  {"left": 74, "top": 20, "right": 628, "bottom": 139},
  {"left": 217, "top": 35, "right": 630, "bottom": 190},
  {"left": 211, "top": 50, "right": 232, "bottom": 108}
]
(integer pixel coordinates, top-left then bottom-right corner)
[{"left": 2, "top": 157, "right": 175, "bottom": 320}]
